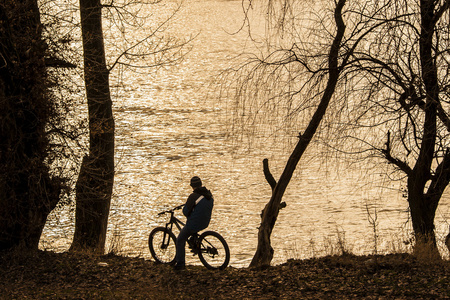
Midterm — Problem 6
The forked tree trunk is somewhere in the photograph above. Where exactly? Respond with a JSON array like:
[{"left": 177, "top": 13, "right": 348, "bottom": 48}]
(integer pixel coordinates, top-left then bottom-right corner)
[
  {"left": 408, "top": 188, "right": 440, "bottom": 258},
  {"left": 250, "top": 0, "right": 347, "bottom": 267},
  {"left": 71, "top": 0, "right": 115, "bottom": 254},
  {"left": 412, "top": 148, "right": 450, "bottom": 258}
]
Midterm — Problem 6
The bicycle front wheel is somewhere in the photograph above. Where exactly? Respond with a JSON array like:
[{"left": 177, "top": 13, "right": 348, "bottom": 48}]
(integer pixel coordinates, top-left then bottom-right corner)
[
  {"left": 198, "top": 231, "right": 230, "bottom": 270},
  {"left": 148, "top": 227, "right": 177, "bottom": 264}
]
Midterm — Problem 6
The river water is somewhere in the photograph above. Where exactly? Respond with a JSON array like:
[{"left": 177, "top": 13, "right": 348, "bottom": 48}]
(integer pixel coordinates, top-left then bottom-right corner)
[{"left": 40, "top": 0, "right": 450, "bottom": 267}]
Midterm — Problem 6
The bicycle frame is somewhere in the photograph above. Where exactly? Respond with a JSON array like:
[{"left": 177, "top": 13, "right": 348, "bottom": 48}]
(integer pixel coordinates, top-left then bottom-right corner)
[
  {"left": 158, "top": 205, "right": 201, "bottom": 251},
  {"left": 157, "top": 205, "right": 186, "bottom": 250},
  {"left": 164, "top": 210, "right": 185, "bottom": 235}
]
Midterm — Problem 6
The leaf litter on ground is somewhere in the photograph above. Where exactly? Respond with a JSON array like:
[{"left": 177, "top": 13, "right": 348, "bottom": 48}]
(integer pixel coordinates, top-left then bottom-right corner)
[{"left": 1, "top": 250, "right": 449, "bottom": 299}]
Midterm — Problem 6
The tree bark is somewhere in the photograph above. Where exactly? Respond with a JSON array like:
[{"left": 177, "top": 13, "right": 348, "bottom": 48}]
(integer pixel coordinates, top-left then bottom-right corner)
[
  {"left": 71, "top": 0, "right": 115, "bottom": 253},
  {"left": 0, "top": 0, "right": 62, "bottom": 250},
  {"left": 250, "top": 0, "right": 347, "bottom": 267}
]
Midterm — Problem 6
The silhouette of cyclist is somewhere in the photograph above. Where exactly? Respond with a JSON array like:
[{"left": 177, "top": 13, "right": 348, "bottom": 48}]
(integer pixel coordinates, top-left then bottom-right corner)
[{"left": 174, "top": 176, "right": 214, "bottom": 270}]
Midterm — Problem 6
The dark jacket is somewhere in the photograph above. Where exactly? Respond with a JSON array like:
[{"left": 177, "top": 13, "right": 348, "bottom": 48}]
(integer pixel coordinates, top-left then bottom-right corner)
[{"left": 183, "top": 187, "right": 214, "bottom": 232}]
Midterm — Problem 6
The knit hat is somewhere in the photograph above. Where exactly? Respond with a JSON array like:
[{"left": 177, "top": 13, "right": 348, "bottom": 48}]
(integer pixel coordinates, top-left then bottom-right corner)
[{"left": 190, "top": 176, "right": 202, "bottom": 188}]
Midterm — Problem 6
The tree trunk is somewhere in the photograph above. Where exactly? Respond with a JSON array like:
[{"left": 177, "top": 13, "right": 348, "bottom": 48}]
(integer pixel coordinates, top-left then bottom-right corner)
[
  {"left": 407, "top": 184, "right": 440, "bottom": 259},
  {"left": 406, "top": 0, "right": 441, "bottom": 258},
  {"left": 0, "top": 0, "right": 62, "bottom": 250},
  {"left": 250, "top": 0, "right": 347, "bottom": 267},
  {"left": 71, "top": 0, "right": 115, "bottom": 253}
]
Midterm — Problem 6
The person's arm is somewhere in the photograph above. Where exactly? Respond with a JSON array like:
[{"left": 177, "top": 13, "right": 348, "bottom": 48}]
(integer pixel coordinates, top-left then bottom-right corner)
[{"left": 182, "top": 194, "right": 197, "bottom": 217}]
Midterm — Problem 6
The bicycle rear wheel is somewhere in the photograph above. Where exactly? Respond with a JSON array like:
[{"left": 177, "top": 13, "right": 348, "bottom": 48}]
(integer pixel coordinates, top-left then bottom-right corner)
[
  {"left": 198, "top": 231, "right": 230, "bottom": 270},
  {"left": 148, "top": 227, "right": 177, "bottom": 264}
]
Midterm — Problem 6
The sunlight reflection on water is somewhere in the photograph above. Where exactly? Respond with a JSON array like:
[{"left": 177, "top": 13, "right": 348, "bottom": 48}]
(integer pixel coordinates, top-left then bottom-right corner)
[{"left": 40, "top": 0, "right": 450, "bottom": 267}]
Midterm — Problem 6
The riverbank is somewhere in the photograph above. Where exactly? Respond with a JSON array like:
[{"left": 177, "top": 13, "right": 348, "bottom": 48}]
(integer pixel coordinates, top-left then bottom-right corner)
[{"left": 1, "top": 250, "right": 449, "bottom": 299}]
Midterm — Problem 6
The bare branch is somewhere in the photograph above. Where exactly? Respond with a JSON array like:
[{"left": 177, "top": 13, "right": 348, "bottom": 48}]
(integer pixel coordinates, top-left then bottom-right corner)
[
  {"left": 379, "top": 131, "right": 412, "bottom": 175},
  {"left": 262, "top": 158, "right": 276, "bottom": 191}
]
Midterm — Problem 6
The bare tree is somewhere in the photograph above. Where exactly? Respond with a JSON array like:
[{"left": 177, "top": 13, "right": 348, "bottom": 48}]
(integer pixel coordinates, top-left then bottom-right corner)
[
  {"left": 253, "top": 0, "right": 350, "bottom": 267},
  {"left": 335, "top": 0, "right": 450, "bottom": 258},
  {"left": 227, "top": 0, "right": 349, "bottom": 267}
]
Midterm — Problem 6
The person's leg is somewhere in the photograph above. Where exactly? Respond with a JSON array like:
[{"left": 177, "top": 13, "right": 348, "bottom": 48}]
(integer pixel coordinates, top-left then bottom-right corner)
[{"left": 175, "top": 226, "right": 193, "bottom": 268}]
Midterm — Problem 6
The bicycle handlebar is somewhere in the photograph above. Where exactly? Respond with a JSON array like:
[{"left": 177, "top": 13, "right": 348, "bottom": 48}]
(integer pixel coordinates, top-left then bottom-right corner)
[{"left": 157, "top": 204, "right": 185, "bottom": 216}]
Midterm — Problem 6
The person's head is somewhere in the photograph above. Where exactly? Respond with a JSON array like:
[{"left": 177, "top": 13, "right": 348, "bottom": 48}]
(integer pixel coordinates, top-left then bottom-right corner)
[{"left": 190, "top": 176, "right": 202, "bottom": 189}]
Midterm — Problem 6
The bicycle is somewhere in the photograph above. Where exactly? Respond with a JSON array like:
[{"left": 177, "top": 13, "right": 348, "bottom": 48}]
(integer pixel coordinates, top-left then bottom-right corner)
[{"left": 148, "top": 204, "right": 230, "bottom": 270}]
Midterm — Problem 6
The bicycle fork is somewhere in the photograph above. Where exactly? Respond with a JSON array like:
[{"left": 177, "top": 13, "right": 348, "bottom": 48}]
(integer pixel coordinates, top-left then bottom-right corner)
[{"left": 161, "top": 220, "right": 176, "bottom": 249}]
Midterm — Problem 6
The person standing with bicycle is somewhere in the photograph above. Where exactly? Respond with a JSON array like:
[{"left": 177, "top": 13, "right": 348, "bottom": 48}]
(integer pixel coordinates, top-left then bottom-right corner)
[{"left": 174, "top": 176, "right": 214, "bottom": 270}]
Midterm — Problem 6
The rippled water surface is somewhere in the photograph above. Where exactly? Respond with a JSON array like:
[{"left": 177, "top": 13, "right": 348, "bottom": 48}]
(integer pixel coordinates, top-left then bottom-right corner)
[{"left": 41, "top": 0, "right": 450, "bottom": 267}]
